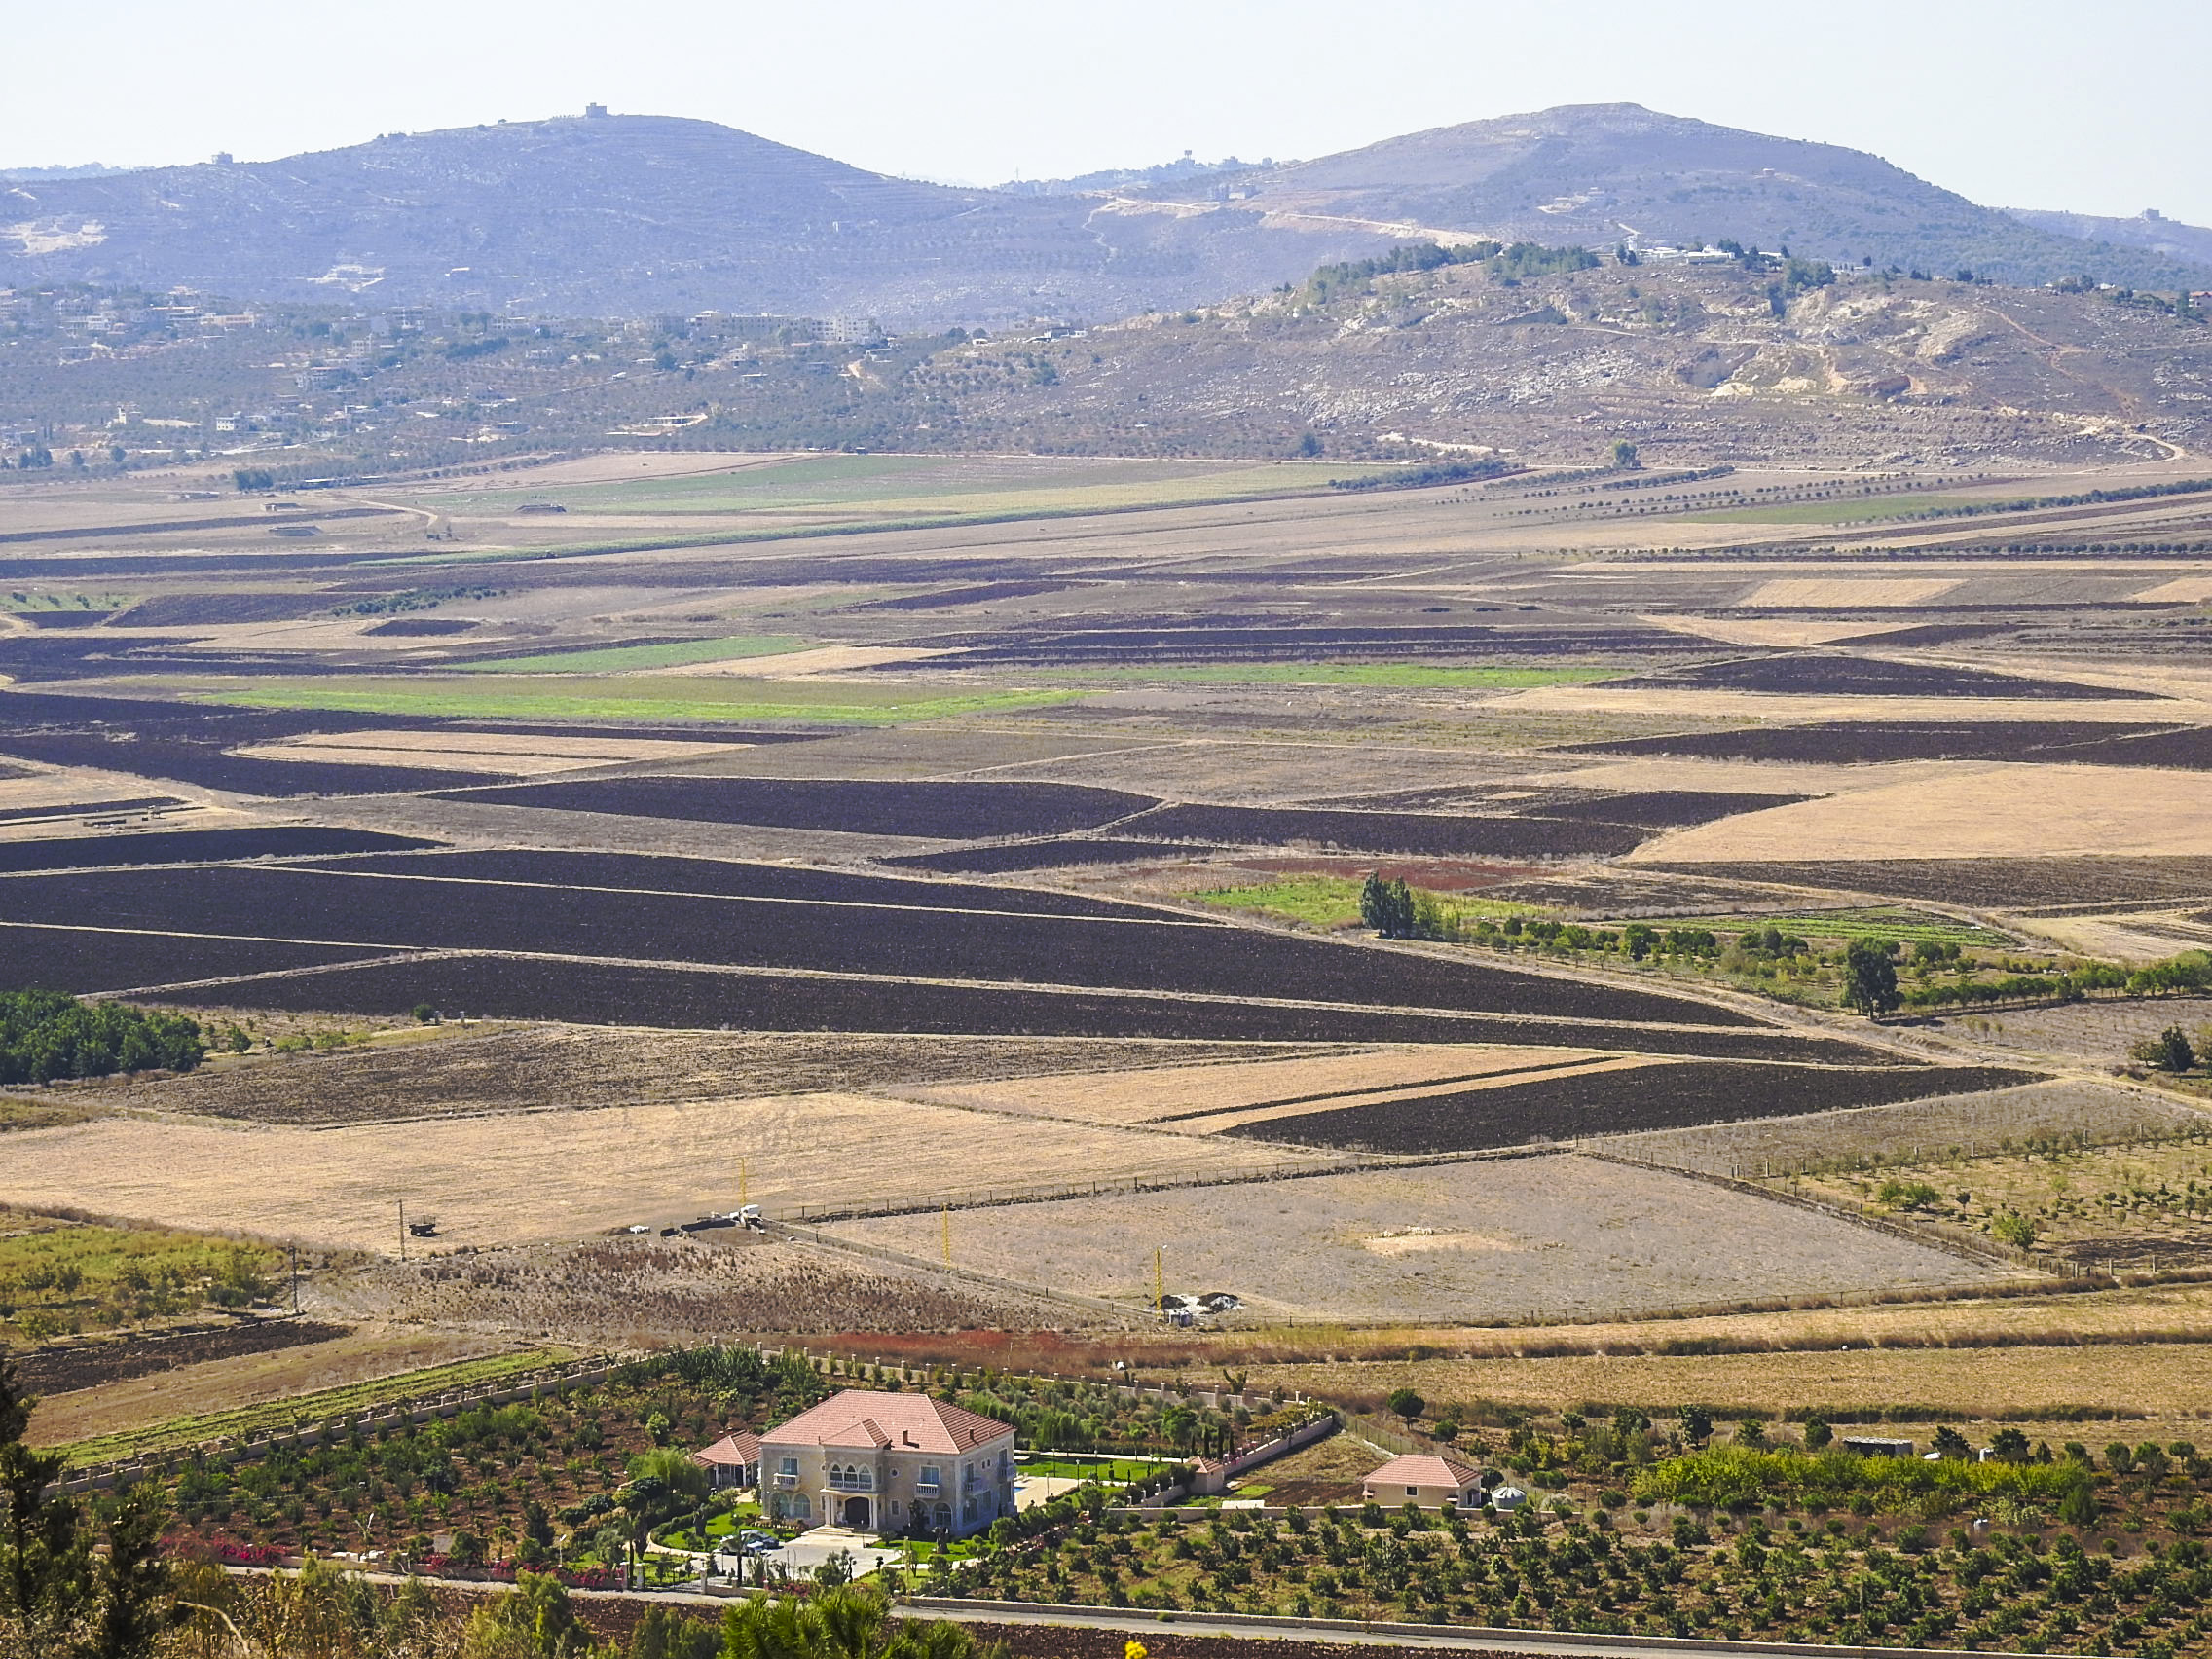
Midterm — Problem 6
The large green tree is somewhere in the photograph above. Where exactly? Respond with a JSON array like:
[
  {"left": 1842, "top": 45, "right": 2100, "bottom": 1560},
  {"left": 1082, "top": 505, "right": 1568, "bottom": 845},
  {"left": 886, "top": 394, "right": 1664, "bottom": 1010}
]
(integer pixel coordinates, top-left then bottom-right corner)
[
  {"left": 1842, "top": 939, "right": 1902, "bottom": 1016},
  {"left": 1, "top": 1356, "right": 170, "bottom": 1658}
]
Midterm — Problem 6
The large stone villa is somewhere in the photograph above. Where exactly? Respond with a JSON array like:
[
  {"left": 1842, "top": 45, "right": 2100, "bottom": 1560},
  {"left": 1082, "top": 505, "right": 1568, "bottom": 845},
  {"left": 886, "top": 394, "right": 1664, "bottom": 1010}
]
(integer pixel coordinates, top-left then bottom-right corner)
[{"left": 735, "top": 1388, "right": 1017, "bottom": 1538}]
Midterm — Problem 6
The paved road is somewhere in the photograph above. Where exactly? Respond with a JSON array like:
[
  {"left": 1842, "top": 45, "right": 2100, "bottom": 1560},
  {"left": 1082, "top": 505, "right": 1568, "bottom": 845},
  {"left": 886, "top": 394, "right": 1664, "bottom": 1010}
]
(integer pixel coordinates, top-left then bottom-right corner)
[{"left": 218, "top": 1566, "right": 1952, "bottom": 1659}]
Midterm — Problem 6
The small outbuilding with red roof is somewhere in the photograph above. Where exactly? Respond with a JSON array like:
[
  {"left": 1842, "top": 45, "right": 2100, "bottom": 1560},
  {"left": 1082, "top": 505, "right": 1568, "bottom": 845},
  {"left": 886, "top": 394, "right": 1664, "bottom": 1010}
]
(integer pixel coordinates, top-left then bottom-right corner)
[{"left": 1362, "top": 1453, "right": 1483, "bottom": 1509}]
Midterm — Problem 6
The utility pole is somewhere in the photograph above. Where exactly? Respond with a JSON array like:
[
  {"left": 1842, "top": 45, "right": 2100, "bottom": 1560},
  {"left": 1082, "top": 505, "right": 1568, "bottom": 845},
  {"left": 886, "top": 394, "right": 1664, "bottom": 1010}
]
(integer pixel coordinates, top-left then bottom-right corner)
[
  {"left": 398, "top": 1200, "right": 407, "bottom": 1263},
  {"left": 289, "top": 1246, "right": 299, "bottom": 1314},
  {"left": 1155, "top": 1244, "right": 1164, "bottom": 1316},
  {"left": 941, "top": 1204, "right": 951, "bottom": 1267}
]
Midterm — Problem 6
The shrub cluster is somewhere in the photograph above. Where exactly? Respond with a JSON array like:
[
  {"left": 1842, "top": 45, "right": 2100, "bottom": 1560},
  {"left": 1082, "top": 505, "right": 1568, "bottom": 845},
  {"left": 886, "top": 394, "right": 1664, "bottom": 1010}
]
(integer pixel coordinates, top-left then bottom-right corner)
[{"left": 0, "top": 988, "right": 204, "bottom": 1083}]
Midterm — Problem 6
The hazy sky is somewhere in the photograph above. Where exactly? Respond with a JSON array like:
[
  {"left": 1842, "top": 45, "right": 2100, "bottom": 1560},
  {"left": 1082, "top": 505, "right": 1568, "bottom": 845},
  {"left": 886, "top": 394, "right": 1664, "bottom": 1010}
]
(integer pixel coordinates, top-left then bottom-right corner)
[{"left": 9, "top": 0, "right": 2209, "bottom": 225}]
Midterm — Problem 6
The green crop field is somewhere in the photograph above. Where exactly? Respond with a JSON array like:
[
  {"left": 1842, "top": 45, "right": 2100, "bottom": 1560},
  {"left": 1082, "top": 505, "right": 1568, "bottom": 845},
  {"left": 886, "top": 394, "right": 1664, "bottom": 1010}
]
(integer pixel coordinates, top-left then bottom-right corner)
[
  {"left": 453, "top": 635, "right": 804, "bottom": 674},
  {"left": 1046, "top": 663, "right": 1625, "bottom": 689},
  {"left": 155, "top": 674, "right": 1083, "bottom": 725},
  {"left": 54, "top": 1347, "right": 575, "bottom": 1467},
  {"left": 1192, "top": 876, "right": 1543, "bottom": 930}
]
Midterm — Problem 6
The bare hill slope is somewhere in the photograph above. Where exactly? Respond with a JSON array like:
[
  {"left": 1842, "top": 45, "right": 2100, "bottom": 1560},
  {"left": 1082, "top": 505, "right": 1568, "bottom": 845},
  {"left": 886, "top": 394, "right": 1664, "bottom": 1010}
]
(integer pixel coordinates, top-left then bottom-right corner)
[{"left": 1134, "top": 105, "right": 2212, "bottom": 292}]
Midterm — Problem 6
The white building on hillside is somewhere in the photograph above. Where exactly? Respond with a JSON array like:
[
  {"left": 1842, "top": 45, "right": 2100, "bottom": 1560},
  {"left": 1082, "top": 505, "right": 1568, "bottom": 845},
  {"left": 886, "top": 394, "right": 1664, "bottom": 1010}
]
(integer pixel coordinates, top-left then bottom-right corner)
[{"left": 758, "top": 1389, "right": 1015, "bottom": 1538}]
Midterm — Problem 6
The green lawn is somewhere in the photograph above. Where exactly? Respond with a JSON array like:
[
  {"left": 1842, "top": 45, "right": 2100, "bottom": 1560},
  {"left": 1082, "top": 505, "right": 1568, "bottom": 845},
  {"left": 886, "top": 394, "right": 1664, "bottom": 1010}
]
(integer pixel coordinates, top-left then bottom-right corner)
[
  {"left": 453, "top": 635, "right": 804, "bottom": 674},
  {"left": 1044, "top": 664, "right": 1624, "bottom": 689},
  {"left": 1015, "top": 1454, "right": 1175, "bottom": 1484},
  {"left": 159, "top": 675, "right": 1081, "bottom": 725},
  {"left": 51, "top": 1347, "right": 574, "bottom": 1467}
]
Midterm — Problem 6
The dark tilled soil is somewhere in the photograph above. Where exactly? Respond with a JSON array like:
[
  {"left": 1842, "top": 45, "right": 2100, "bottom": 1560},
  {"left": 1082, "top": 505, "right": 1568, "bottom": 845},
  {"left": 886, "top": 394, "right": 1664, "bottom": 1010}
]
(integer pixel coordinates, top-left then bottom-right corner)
[
  {"left": 1300, "top": 787, "right": 1805, "bottom": 827},
  {"left": 1231, "top": 1060, "right": 2045, "bottom": 1154},
  {"left": 436, "top": 776, "right": 1161, "bottom": 839},
  {"left": 846, "top": 579, "right": 1079, "bottom": 610},
  {"left": 1612, "top": 654, "right": 2166, "bottom": 701},
  {"left": 886, "top": 839, "right": 1227, "bottom": 874},
  {"left": 300, "top": 847, "right": 1164, "bottom": 919},
  {"left": 0, "top": 733, "right": 504, "bottom": 796},
  {"left": 110, "top": 593, "right": 334, "bottom": 627},
  {"left": 0, "top": 924, "right": 402, "bottom": 995},
  {"left": 0, "top": 827, "right": 437, "bottom": 873},
  {"left": 1526, "top": 791, "right": 1811, "bottom": 828},
  {"left": 1638, "top": 857, "right": 2212, "bottom": 908},
  {"left": 166, "top": 955, "right": 1888, "bottom": 1064},
  {"left": 362, "top": 616, "right": 478, "bottom": 636},
  {"left": 4, "top": 863, "right": 1761, "bottom": 1026},
  {"left": 13, "top": 1318, "right": 350, "bottom": 1395},
  {"left": 1563, "top": 719, "right": 2190, "bottom": 765},
  {"left": 108, "top": 1026, "right": 1338, "bottom": 1125},
  {"left": 1119, "top": 804, "right": 1647, "bottom": 858}
]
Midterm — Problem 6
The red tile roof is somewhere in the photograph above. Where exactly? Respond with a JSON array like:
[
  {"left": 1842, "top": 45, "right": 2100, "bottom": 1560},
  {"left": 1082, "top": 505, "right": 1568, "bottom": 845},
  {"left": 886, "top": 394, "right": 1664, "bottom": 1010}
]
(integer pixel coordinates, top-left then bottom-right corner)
[
  {"left": 693, "top": 1430, "right": 762, "bottom": 1468},
  {"left": 764, "top": 1389, "right": 1014, "bottom": 1454},
  {"left": 1365, "top": 1454, "right": 1481, "bottom": 1490}
]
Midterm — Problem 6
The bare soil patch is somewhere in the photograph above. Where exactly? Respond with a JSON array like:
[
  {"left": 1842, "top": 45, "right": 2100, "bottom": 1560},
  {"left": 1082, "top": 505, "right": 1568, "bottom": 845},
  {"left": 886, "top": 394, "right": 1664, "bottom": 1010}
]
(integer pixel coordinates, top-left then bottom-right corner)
[
  {"left": 436, "top": 775, "right": 1160, "bottom": 838},
  {"left": 0, "top": 1093, "right": 1331, "bottom": 1251},
  {"left": 15, "top": 1318, "right": 350, "bottom": 1396},
  {"left": 1735, "top": 578, "right": 1964, "bottom": 608},
  {"left": 884, "top": 839, "right": 1227, "bottom": 874},
  {"left": 1952, "top": 995, "right": 2212, "bottom": 1071},
  {"left": 105, "top": 1024, "right": 1336, "bottom": 1126},
  {"left": 315, "top": 1234, "right": 1109, "bottom": 1346},
  {"left": 828, "top": 1155, "right": 1986, "bottom": 1322},
  {"left": 1599, "top": 1080, "right": 2202, "bottom": 1176},
  {"left": 0, "top": 924, "right": 401, "bottom": 998},
  {"left": 1253, "top": 1341, "right": 2212, "bottom": 1421},
  {"left": 1635, "top": 764, "right": 2212, "bottom": 863},
  {"left": 0, "top": 826, "right": 435, "bottom": 873},
  {"left": 22, "top": 1325, "right": 511, "bottom": 1449},
  {"left": 1235, "top": 1060, "right": 2037, "bottom": 1155},
  {"left": 912, "top": 1045, "right": 1599, "bottom": 1127},
  {"left": 1568, "top": 719, "right": 2194, "bottom": 766},
  {"left": 1640, "top": 856, "right": 2212, "bottom": 908},
  {"left": 1121, "top": 803, "right": 1648, "bottom": 857},
  {"left": 1616, "top": 652, "right": 2167, "bottom": 701}
]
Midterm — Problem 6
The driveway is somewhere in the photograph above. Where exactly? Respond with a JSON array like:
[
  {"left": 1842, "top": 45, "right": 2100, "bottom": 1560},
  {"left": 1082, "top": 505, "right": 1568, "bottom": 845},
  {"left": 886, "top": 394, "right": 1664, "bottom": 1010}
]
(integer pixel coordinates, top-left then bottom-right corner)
[
  {"left": 763, "top": 1528, "right": 906, "bottom": 1578},
  {"left": 1014, "top": 1474, "right": 1085, "bottom": 1512}
]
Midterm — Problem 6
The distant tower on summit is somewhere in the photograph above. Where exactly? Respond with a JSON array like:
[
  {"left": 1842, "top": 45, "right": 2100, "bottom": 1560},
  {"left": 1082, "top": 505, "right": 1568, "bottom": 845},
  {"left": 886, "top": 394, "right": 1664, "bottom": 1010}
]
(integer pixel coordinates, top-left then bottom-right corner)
[{"left": 584, "top": 102, "right": 608, "bottom": 119}]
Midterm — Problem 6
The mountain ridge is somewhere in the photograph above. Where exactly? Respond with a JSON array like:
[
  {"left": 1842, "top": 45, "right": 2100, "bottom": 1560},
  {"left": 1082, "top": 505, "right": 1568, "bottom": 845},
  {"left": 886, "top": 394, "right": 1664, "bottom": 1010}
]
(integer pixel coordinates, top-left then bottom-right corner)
[{"left": 2, "top": 104, "right": 2204, "bottom": 325}]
